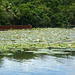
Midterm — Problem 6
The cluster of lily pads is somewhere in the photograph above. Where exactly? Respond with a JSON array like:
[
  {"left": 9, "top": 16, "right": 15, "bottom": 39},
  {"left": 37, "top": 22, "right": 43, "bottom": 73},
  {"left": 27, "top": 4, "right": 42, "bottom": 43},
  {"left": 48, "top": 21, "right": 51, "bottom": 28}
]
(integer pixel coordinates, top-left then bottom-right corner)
[{"left": 0, "top": 28, "right": 75, "bottom": 55}]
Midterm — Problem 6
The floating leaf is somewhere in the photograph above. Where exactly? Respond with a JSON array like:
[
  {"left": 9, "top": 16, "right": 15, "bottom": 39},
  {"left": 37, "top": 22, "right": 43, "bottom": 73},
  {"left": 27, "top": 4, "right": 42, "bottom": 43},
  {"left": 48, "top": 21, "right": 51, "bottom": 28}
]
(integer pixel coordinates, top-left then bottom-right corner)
[
  {"left": 0, "top": 53, "right": 13, "bottom": 56},
  {"left": 0, "top": 28, "right": 75, "bottom": 54}
]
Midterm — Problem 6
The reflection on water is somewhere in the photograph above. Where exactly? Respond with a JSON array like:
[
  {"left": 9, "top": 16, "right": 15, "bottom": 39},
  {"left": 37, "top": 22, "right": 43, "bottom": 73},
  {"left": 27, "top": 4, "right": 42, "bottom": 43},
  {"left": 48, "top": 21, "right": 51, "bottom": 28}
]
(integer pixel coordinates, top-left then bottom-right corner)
[{"left": 0, "top": 51, "right": 75, "bottom": 75}]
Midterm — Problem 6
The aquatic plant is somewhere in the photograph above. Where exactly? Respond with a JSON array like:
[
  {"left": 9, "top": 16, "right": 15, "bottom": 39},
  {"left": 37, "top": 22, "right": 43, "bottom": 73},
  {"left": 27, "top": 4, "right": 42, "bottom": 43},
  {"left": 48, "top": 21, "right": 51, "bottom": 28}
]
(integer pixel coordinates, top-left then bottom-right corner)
[{"left": 0, "top": 28, "right": 75, "bottom": 55}]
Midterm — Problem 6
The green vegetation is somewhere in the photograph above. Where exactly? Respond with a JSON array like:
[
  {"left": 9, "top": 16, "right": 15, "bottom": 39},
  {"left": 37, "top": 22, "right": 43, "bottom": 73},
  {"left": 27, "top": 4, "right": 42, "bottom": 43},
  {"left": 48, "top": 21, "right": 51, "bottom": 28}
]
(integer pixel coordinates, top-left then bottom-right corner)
[
  {"left": 0, "top": 28, "right": 75, "bottom": 55},
  {"left": 0, "top": 0, "right": 75, "bottom": 27}
]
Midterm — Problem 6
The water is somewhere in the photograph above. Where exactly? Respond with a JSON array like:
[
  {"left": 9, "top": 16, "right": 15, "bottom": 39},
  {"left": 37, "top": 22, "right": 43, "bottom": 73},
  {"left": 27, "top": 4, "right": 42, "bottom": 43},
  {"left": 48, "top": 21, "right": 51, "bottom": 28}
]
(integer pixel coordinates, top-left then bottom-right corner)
[{"left": 0, "top": 52, "right": 75, "bottom": 75}]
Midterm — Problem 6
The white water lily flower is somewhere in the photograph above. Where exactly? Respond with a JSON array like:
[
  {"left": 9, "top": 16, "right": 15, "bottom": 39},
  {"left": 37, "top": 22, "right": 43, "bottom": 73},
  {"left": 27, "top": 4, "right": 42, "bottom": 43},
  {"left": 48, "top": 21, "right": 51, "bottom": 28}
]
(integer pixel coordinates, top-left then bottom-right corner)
[
  {"left": 54, "top": 33, "right": 57, "bottom": 36},
  {"left": 37, "top": 39, "right": 40, "bottom": 42},
  {"left": 14, "top": 34, "right": 18, "bottom": 37},
  {"left": 24, "top": 34, "right": 27, "bottom": 36},
  {"left": 66, "top": 31, "right": 68, "bottom": 33},
  {"left": 68, "top": 44, "right": 71, "bottom": 46},
  {"left": 29, "top": 37, "right": 32, "bottom": 40},
  {"left": 43, "top": 37, "right": 45, "bottom": 39},
  {"left": 42, "top": 37, "right": 45, "bottom": 41},
  {"left": 69, "top": 33, "right": 72, "bottom": 34}
]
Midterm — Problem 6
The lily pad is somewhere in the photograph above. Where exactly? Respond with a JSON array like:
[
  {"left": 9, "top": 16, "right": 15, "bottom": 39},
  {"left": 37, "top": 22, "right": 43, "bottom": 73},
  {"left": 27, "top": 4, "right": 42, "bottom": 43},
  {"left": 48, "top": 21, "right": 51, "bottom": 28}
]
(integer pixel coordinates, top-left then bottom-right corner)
[
  {"left": 0, "top": 53, "right": 13, "bottom": 56},
  {"left": 25, "top": 48, "right": 71, "bottom": 55},
  {"left": 0, "top": 28, "right": 75, "bottom": 54},
  {"left": 51, "top": 48, "right": 72, "bottom": 52},
  {"left": 48, "top": 52, "right": 70, "bottom": 55}
]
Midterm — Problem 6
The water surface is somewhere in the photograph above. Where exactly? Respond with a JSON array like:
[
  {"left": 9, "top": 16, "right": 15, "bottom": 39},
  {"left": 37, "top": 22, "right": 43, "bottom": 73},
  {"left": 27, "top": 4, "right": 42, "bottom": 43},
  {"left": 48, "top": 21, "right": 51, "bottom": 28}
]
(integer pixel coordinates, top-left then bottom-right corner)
[{"left": 0, "top": 52, "right": 75, "bottom": 75}]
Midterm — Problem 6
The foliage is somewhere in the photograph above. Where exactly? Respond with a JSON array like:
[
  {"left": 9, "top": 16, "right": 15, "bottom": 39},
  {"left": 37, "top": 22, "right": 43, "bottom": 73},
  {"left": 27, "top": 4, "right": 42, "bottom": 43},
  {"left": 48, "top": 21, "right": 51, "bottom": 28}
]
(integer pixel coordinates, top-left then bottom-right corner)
[
  {"left": 68, "top": 3, "right": 75, "bottom": 24},
  {"left": 0, "top": 0, "right": 75, "bottom": 27}
]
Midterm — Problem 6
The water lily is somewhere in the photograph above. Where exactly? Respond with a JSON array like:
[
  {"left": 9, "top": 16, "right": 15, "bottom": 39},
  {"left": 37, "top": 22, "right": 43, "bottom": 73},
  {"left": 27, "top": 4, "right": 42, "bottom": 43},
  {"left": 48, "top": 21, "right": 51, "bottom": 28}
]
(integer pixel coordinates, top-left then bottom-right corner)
[
  {"left": 0, "top": 28, "right": 75, "bottom": 53},
  {"left": 24, "top": 34, "right": 27, "bottom": 36},
  {"left": 68, "top": 44, "right": 71, "bottom": 46},
  {"left": 14, "top": 34, "right": 18, "bottom": 37},
  {"left": 20, "top": 39, "right": 23, "bottom": 41},
  {"left": 37, "top": 39, "right": 40, "bottom": 42}
]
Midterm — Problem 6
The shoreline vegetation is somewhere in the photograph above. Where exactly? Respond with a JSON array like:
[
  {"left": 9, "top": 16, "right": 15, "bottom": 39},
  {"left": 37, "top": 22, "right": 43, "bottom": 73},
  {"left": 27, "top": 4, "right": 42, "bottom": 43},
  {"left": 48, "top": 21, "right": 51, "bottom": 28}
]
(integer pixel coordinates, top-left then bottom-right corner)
[
  {"left": 0, "top": 28, "right": 75, "bottom": 55},
  {"left": 0, "top": 0, "right": 75, "bottom": 27}
]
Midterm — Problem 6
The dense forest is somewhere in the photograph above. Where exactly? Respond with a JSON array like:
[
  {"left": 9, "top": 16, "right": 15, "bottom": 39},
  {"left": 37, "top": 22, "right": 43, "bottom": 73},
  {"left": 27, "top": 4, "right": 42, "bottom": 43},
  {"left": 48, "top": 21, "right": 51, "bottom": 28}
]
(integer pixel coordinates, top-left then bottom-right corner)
[{"left": 0, "top": 0, "right": 75, "bottom": 27}]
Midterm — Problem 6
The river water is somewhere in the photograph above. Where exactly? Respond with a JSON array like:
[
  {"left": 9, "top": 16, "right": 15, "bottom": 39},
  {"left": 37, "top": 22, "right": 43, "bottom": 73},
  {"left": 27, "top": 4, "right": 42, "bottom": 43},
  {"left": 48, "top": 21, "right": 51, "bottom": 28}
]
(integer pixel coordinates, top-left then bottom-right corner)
[{"left": 0, "top": 52, "right": 75, "bottom": 75}]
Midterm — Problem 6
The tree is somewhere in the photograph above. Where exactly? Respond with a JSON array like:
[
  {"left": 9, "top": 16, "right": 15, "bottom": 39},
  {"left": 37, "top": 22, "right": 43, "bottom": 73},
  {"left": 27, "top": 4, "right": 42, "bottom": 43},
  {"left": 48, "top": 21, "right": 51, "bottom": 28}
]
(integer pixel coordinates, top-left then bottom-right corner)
[
  {"left": 0, "top": 0, "right": 75, "bottom": 27},
  {"left": 68, "top": 3, "right": 75, "bottom": 24}
]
